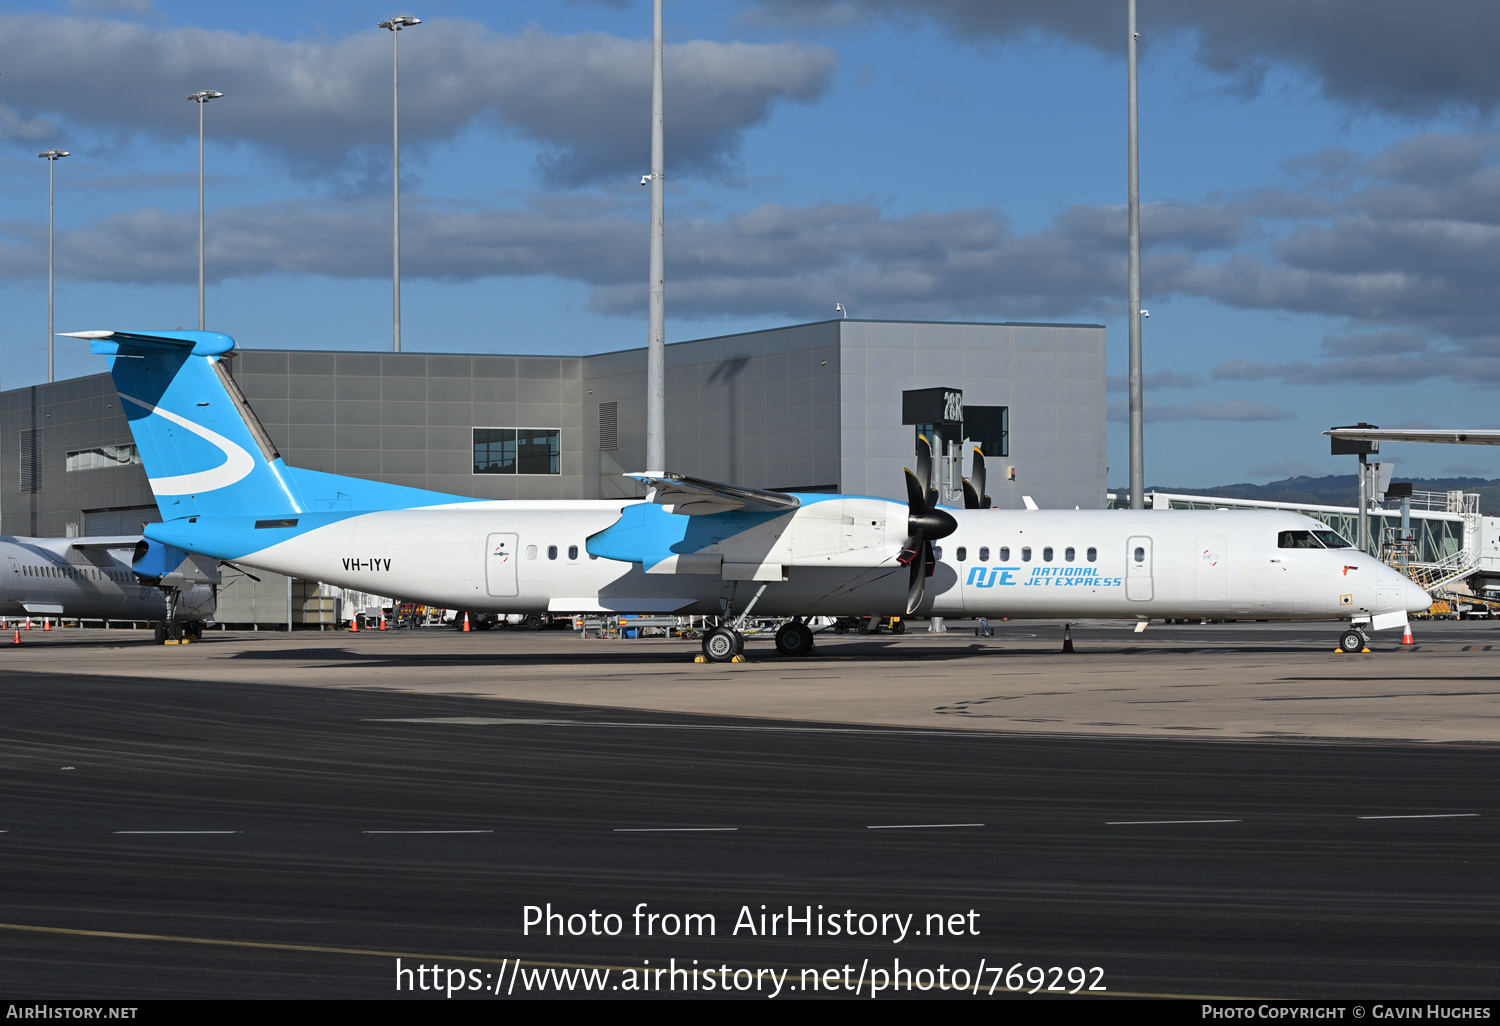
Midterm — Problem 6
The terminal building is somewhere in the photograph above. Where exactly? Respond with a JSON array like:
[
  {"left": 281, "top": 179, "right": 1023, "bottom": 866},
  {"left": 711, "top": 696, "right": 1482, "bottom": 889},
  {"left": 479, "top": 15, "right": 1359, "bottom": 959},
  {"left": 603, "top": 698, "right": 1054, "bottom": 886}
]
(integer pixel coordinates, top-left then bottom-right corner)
[{"left": 1, "top": 318, "right": 1107, "bottom": 625}]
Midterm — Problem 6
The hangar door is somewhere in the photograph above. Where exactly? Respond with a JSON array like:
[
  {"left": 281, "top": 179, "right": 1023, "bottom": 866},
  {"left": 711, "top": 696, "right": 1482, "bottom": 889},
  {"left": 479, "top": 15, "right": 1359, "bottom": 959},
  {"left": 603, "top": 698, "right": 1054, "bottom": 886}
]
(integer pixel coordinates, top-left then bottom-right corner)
[
  {"left": 486, "top": 533, "right": 519, "bottom": 597},
  {"left": 1126, "top": 536, "right": 1153, "bottom": 601}
]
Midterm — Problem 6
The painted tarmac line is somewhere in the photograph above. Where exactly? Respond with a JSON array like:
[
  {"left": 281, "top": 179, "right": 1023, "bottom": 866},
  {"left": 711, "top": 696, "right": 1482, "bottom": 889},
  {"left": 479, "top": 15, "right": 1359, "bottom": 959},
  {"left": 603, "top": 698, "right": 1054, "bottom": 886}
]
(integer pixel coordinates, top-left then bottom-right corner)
[
  {"left": 1356, "top": 813, "right": 1479, "bottom": 820},
  {"left": 1106, "top": 819, "right": 1241, "bottom": 826},
  {"left": 113, "top": 830, "right": 240, "bottom": 835},
  {"left": 612, "top": 827, "right": 738, "bottom": 833},
  {"left": 866, "top": 823, "right": 985, "bottom": 830},
  {"left": 362, "top": 830, "right": 494, "bottom": 834}
]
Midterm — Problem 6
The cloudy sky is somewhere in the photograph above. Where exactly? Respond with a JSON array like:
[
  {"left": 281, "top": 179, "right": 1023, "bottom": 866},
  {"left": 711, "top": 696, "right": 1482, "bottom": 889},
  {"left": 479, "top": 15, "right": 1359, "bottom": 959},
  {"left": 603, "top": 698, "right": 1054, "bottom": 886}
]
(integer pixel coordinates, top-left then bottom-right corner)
[{"left": 4, "top": 0, "right": 1500, "bottom": 487}]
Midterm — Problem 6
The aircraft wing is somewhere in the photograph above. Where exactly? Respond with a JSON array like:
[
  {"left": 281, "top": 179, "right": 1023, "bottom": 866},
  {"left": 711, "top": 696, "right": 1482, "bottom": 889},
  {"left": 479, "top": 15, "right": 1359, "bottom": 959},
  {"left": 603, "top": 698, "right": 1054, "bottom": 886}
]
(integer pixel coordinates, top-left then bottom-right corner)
[
  {"left": 1324, "top": 428, "right": 1500, "bottom": 446},
  {"left": 65, "top": 536, "right": 142, "bottom": 551},
  {"left": 625, "top": 472, "right": 802, "bottom": 516}
]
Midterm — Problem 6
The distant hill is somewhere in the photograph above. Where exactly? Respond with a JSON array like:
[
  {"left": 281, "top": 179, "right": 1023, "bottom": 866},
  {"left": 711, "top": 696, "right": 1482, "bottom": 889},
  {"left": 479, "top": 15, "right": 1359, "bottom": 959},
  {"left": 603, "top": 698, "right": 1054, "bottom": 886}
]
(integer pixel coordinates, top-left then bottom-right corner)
[{"left": 1115, "top": 474, "right": 1500, "bottom": 516}]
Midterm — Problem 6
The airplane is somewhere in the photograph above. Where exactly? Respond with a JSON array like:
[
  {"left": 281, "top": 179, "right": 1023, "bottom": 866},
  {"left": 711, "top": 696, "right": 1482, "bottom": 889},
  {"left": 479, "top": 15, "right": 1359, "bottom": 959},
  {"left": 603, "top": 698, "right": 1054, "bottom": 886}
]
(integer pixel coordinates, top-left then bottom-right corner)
[
  {"left": 70, "top": 328, "right": 1431, "bottom": 661},
  {"left": 0, "top": 532, "right": 218, "bottom": 642}
]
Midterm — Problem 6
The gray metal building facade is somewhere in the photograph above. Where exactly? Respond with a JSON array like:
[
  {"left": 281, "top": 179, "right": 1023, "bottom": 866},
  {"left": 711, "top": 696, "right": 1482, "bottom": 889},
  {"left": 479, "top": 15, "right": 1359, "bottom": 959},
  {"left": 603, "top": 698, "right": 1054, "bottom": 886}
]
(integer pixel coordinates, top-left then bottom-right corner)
[{"left": 2, "top": 318, "right": 1105, "bottom": 620}]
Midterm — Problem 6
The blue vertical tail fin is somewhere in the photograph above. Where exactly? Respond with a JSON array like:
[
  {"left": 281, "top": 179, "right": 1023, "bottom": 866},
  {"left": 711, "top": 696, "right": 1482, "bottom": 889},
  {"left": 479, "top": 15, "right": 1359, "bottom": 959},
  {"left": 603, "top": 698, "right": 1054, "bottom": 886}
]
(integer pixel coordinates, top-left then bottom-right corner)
[{"left": 69, "top": 331, "right": 305, "bottom": 520}]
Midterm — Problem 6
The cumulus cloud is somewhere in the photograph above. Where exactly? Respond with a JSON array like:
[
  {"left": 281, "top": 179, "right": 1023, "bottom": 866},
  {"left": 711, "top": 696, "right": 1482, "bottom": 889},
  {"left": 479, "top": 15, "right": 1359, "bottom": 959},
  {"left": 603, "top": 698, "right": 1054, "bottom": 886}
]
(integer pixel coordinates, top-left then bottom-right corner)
[
  {"left": 746, "top": 1, "right": 1500, "bottom": 116},
  {"left": 1107, "top": 399, "right": 1294, "bottom": 423},
  {"left": 0, "top": 14, "right": 835, "bottom": 186}
]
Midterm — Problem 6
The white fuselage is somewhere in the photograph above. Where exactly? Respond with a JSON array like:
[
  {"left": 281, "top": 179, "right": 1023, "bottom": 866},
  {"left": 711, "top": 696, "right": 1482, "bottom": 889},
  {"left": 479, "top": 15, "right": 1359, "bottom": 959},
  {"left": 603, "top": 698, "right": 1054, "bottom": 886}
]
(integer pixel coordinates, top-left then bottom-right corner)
[
  {"left": 223, "top": 502, "right": 1427, "bottom": 623},
  {"left": 0, "top": 535, "right": 212, "bottom": 621}
]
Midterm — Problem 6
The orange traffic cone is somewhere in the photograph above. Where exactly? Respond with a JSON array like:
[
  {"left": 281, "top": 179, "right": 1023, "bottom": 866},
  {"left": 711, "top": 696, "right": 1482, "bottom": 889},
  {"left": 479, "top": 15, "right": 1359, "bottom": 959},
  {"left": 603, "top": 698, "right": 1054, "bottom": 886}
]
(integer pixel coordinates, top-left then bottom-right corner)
[
  {"left": 379, "top": 614, "right": 387, "bottom": 630},
  {"left": 462, "top": 612, "right": 471, "bottom": 633},
  {"left": 24, "top": 618, "right": 31, "bottom": 631},
  {"left": 1401, "top": 622, "right": 1415, "bottom": 646},
  {"left": 43, "top": 619, "right": 50, "bottom": 631},
  {"left": 350, "top": 616, "right": 359, "bottom": 632},
  {"left": 11, "top": 630, "right": 19, "bottom": 645}
]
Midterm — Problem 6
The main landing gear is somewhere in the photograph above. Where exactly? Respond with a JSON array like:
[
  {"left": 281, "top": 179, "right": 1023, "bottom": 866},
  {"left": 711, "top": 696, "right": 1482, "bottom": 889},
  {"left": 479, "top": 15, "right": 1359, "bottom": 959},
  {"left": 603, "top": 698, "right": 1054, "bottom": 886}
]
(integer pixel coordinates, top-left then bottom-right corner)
[
  {"left": 1337, "top": 627, "right": 1369, "bottom": 654},
  {"left": 701, "top": 626, "right": 744, "bottom": 663}
]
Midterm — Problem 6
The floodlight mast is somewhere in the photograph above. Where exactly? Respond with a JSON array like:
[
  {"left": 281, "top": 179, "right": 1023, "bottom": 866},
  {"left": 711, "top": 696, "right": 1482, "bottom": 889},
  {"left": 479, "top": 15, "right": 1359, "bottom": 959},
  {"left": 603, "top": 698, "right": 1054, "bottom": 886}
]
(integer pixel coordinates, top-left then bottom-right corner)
[
  {"left": 1126, "top": 0, "right": 1145, "bottom": 509},
  {"left": 187, "top": 90, "right": 223, "bottom": 331},
  {"left": 645, "top": 0, "right": 666, "bottom": 474},
  {"left": 379, "top": 15, "right": 421, "bottom": 353},
  {"left": 39, "top": 149, "right": 69, "bottom": 384}
]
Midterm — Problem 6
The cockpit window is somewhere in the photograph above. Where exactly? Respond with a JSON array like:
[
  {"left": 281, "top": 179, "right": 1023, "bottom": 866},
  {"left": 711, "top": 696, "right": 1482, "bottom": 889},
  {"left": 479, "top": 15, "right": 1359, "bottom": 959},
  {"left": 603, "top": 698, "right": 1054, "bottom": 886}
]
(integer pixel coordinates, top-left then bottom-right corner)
[
  {"left": 1313, "top": 530, "right": 1352, "bottom": 549},
  {"left": 1279, "top": 530, "right": 1326, "bottom": 549}
]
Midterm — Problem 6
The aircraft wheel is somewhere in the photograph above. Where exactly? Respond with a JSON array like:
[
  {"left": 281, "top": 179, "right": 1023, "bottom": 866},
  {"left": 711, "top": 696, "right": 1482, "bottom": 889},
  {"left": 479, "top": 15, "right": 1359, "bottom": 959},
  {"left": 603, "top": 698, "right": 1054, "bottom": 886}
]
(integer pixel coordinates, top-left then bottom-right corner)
[
  {"left": 1338, "top": 628, "right": 1366, "bottom": 653},
  {"left": 891, "top": 618, "right": 906, "bottom": 635},
  {"left": 153, "top": 622, "right": 168, "bottom": 645},
  {"left": 775, "top": 621, "right": 814, "bottom": 657},
  {"left": 474, "top": 615, "right": 496, "bottom": 631},
  {"left": 702, "top": 627, "right": 740, "bottom": 663}
]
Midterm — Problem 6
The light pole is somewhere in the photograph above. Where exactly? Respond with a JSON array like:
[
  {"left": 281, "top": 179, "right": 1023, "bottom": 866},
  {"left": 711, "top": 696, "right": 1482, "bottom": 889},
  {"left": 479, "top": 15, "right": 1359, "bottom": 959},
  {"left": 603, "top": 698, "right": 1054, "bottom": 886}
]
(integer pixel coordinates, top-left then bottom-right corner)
[
  {"left": 1126, "top": 0, "right": 1145, "bottom": 509},
  {"left": 645, "top": 0, "right": 665, "bottom": 473},
  {"left": 379, "top": 15, "right": 420, "bottom": 353},
  {"left": 39, "top": 149, "right": 69, "bottom": 384},
  {"left": 187, "top": 90, "right": 223, "bottom": 331}
]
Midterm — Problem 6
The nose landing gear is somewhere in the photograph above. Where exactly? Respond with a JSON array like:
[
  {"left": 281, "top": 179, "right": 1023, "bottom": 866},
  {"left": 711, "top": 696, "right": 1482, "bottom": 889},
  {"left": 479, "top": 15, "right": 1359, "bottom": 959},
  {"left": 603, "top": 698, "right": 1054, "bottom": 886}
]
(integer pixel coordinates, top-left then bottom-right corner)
[{"left": 1337, "top": 628, "right": 1368, "bottom": 654}]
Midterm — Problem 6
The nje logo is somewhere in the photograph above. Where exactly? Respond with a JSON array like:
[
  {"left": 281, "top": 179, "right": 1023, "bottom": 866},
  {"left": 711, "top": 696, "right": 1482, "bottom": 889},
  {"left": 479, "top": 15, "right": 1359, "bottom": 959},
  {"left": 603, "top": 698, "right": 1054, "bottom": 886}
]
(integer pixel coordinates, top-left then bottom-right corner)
[{"left": 966, "top": 566, "right": 1124, "bottom": 588}]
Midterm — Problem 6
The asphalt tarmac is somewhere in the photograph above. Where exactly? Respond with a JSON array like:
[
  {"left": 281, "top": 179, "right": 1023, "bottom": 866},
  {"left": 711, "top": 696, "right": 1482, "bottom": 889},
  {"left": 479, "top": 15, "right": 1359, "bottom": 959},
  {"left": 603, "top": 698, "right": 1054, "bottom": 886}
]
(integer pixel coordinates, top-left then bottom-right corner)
[{"left": 0, "top": 623, "right": 1496, "bottom": 999}]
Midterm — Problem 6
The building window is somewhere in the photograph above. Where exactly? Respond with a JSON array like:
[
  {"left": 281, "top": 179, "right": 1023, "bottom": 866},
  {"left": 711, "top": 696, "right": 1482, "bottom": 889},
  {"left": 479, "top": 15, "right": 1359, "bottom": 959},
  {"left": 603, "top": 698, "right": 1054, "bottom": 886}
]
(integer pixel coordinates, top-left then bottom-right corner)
[
  {"left": 473, "top": 428, "right": 560, "bottom": 475},
  {"left": 963, "top": 405, "right": 1009, "bottom": 458},
  {"left": 67, "top": 444, "right": 140, "bottom": 472},
  {"left": 20, "top": 428, "right": 41, "bottom": 493}
]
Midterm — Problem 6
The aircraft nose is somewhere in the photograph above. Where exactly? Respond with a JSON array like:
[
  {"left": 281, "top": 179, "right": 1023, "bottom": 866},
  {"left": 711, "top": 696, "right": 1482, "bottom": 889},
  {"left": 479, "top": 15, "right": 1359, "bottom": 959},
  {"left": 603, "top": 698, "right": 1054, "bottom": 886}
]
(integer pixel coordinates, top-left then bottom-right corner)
[{"left": 1406, "top": 578, "right": 1433, "bottom": 615}]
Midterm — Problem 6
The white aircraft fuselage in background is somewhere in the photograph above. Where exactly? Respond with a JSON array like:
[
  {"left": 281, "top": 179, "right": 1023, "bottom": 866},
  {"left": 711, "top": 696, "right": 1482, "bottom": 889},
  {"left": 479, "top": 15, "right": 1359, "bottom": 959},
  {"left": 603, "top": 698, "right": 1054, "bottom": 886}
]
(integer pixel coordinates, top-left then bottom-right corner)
[{"left": 0, "top": 535, "right": 213, "bottom": 623}]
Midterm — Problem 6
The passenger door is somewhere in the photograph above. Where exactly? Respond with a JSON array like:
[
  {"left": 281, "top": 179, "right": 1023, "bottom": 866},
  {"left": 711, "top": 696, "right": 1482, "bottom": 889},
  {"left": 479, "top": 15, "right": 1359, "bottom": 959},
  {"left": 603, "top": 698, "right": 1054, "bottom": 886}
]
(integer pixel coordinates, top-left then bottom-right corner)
[
  {"left": 485, "top": 533, "right": 519, "bottom": 597},
  {"left": 1126, "top": 536, "right": 1153, "bottom": 601}
]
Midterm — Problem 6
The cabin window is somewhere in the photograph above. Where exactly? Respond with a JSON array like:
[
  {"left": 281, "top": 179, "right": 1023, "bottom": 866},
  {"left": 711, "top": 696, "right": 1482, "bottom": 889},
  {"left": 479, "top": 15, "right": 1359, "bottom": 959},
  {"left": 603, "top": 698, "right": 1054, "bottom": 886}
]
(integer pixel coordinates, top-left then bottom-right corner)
[
  {"left": 525, "top": 545, "right": 538, "bottom": 560},
  {"left": 1021, "top": 546, "right": 1032, "bottom": 562},
  {"left": 1064, "top": 547, "right": 1075, "bottom": 562},
  {"left": 1043, "top": 547, "right": 1054, "bottom": 562},
  {"left": 547, "top": 545, "right": 558, "bottom": 560},
  {"left": 1134, "top": 546, "right": 1146, "bottom": 563},
  {"left": 955, "top": 547, "right": 967, "bottom": 562},
  {"left": 568, "top": 545, "right": 579, "bottom": 560},
  {"left": 999, "top": 547, "right": 1010, "bottom": 561},
  {"left": 1087, "top": 547, "right": 1097, "bottom": 562},
  {"left": 933, "top": 546, "right": 943, "bottom": 560},
  {"left": 1314, "top": 530, "right": 1352, "bottom": 549},
  {"left": 979, "top": 547, "right": 990, "bottom": 562},
  {"left": 1278, "top": 530, "right": 1325, "bottom": 549}
]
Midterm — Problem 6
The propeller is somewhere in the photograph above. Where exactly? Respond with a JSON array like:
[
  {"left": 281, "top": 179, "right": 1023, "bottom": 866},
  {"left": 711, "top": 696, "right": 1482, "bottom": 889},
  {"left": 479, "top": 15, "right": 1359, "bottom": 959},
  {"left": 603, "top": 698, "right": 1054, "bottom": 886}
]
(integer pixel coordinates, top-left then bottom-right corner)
[
  {"left": 898, "top": 434, "right": 957, "bottom": 614},
  {"left": 961, "top": 446, "right": 992, "bottom": 510}
]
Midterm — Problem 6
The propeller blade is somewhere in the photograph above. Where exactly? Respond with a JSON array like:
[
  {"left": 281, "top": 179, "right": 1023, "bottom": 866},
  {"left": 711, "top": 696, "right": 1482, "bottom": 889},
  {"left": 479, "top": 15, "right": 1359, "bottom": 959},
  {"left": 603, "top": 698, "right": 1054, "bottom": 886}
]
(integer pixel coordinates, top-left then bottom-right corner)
[
  {"left": 968, "top": 447, "right": 987, "bottom": 509},
  {"left": 961, "top": 478, "right": 979, "bottom": 509},
  {"left": 915, "top": 435, "right": 935, "bottom": 509},
  {"left": 903, "top": 468, "right": 926, "bottom": 517},
  {"left": 906, "top": 539, "right": 929, "bottom": 614}
]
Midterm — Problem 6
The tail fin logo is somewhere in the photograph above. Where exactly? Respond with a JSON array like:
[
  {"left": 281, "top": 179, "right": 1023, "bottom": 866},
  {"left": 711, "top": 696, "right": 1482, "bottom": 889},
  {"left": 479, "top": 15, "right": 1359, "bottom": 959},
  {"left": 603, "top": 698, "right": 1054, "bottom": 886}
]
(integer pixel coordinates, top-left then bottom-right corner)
[{"left": 119, "top": 392, "right": 255, "bottom": 495}]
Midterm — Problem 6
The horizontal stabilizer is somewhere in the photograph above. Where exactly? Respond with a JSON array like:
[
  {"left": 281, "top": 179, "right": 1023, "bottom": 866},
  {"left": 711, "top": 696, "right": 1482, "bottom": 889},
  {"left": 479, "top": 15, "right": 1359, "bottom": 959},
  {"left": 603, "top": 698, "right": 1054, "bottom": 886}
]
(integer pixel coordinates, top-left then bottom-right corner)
[
  {"left": 626, "top": 471, "right": 802, "bottom": 516},
  {"left": 65, "top": 536, "right": 142, "bottom": 551},
  {"left": 60, "top": 330, "right": 235, "bottom": 357}
]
